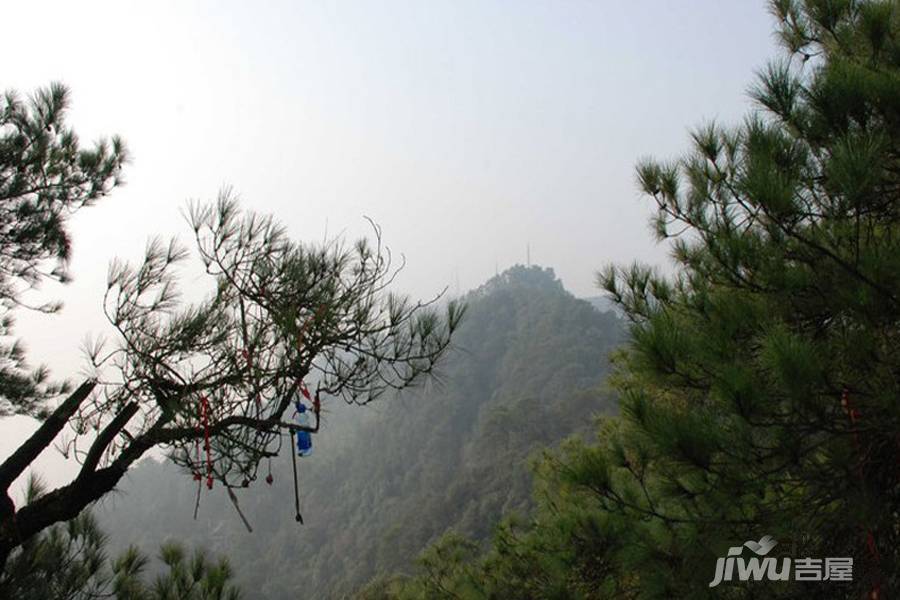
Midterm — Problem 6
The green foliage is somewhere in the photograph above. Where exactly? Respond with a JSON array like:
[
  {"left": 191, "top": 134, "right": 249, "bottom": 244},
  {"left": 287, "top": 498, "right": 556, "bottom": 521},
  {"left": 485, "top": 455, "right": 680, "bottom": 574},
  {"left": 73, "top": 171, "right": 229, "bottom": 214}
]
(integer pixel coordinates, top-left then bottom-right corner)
[
  {"left": 0, "top": 83, "right": 127, "bottom": 416},
  {"left": 378, "top": 1, "right": 900, "bottom": 598},
  {"left": 88, "top": 194, "right": 464, "bottom": 487},
  {"left": 149, "top": 542, "right": 240, "bottom": 600},
  {"left": 0, "top": 476, "right": 241, "bottom": 600}
]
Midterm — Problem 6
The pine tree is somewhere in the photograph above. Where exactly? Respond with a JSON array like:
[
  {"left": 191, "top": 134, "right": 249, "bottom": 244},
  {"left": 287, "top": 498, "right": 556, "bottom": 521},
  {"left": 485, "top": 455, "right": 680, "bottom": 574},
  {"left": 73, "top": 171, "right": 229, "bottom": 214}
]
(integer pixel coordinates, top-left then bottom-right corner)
[
  {"left": 0, "top": 82, "right": 127, "bottom": 416},
  {"left": 585, "top": 0, "right": 899, "bottom": 595},
  {"left": 1, "top": 476, "right": 243, "bottom": 599},
  {"left": 0, "top": 85, "right": 463, "bottom": 571}
]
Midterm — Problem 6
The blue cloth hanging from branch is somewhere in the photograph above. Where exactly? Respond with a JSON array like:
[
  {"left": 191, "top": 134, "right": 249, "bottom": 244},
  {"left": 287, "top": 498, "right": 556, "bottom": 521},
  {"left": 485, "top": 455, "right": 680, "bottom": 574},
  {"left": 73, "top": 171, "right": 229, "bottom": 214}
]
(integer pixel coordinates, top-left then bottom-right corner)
[{"left": 293, "top": 401, "right": 313, "bottom": 457}]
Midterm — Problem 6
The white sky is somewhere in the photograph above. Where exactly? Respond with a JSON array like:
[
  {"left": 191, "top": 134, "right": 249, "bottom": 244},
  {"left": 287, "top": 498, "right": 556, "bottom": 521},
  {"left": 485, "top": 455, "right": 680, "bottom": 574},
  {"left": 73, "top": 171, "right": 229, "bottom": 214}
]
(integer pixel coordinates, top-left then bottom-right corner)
[{"left": 1, "top": 1, "right": 779, "bottom": 491}]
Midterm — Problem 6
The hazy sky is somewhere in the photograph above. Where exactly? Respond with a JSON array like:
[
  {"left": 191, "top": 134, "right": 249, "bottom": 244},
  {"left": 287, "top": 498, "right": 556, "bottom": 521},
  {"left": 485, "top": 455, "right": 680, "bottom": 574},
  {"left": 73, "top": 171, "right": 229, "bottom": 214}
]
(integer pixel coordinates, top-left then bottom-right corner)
[{"left": 1, "top": 1, "right": 779, "bottom": 489}]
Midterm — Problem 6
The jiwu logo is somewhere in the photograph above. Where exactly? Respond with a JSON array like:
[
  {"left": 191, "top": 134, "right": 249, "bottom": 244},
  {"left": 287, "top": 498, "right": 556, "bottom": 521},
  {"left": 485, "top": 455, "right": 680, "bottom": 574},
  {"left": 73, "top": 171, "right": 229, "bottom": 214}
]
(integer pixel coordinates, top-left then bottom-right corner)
[
  {"left": 709, "top": 536, "right": 789, "bottom": 587},
  {"left": 708, "top": 535, "right": 853, "bottom": 587}
]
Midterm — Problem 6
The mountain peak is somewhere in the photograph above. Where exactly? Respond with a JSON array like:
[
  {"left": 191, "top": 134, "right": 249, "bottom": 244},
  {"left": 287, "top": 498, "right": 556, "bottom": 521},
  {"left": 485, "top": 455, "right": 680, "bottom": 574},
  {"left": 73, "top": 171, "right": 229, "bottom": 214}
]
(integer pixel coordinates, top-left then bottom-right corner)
[{"left": 470, "top": 265, "right": 564, "bottom": 299}]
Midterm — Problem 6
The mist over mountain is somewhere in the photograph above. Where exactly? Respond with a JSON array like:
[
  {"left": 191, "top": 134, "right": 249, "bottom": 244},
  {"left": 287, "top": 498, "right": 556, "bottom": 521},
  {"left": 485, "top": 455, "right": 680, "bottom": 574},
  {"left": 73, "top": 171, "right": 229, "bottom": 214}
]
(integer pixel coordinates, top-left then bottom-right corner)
[
  {"left": 96, "top": 265, "right": 625, "bottom": 598},
  {"left": 582, "top": 295, "right": 623, "bottom": 317}
]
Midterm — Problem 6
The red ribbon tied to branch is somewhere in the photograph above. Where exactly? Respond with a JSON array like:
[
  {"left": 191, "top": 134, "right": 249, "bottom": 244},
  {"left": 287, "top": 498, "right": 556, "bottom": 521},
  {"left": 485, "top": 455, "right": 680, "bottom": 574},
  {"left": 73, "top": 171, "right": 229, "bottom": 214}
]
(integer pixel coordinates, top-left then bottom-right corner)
[{"left": 199, "top": 394, "right": 213, "bottom": 490}]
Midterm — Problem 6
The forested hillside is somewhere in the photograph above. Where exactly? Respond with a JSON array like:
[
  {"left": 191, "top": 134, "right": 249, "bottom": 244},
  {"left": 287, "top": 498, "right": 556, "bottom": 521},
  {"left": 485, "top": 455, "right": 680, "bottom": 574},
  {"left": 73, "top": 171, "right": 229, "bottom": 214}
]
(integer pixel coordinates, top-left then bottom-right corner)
[
  {"left": 362, "top": 4, "right": 900, "bottom": 598},
  {"left": 97, "top": 265, "right": 624, "bottom": 598}
]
